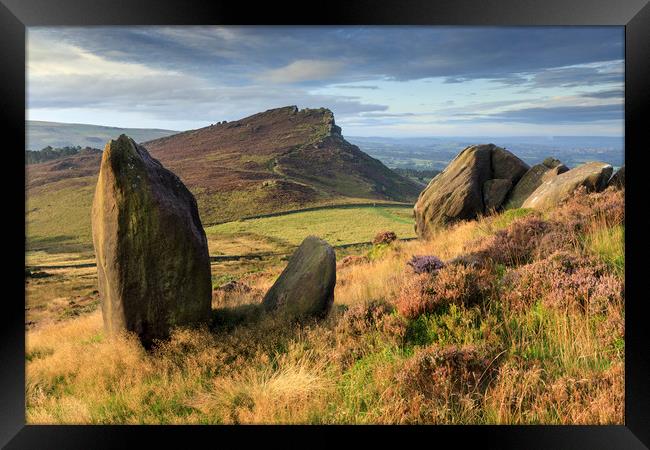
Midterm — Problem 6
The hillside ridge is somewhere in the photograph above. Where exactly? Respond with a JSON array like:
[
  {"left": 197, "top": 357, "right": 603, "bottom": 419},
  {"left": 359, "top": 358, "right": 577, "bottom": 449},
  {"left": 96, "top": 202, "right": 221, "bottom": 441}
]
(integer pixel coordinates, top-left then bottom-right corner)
[{"left": 26, "top": 106, "right": 422, "bottom": 252}]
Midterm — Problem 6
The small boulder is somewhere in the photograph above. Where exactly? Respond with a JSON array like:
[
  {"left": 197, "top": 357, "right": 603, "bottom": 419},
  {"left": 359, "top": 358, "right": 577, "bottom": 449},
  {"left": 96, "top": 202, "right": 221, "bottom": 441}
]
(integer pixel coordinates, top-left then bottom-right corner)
[
  {"left": 504, "top": 158, "right": 569, "bottom": 209},
  {"left": 262, "top": 236, "right": 336, "bottom": 319},
  {"left": 608, "top": 166, "right": 625, "bottom": 189},
  {"left": 91, "top": 135, "right": 212, "bottom": 347},
  {"left": 414, "top": 144, "right": 528, "bottom": 238},
  {"left": 522, "top": 161, "right": 613, "bottom": 210}
]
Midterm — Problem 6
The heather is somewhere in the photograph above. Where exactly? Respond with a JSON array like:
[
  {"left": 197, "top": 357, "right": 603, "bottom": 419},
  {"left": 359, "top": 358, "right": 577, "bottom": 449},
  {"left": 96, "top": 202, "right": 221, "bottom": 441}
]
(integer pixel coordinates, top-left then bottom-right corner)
[{"left": 26, "top": 188, "right": 624, "bottom": 424}]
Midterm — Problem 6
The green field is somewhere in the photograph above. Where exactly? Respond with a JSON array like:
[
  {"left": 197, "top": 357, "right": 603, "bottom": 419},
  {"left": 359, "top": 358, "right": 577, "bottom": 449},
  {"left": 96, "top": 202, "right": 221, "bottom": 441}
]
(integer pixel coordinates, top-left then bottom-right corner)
[
  {"left": 26, "top": 204, "right": 416, "bottom": 268},
  {"left": 204, "top": 205, "right": 416, "bottom": 255},
  {"left": 26, "top": 176, "right": 98, "bottom": 255}
]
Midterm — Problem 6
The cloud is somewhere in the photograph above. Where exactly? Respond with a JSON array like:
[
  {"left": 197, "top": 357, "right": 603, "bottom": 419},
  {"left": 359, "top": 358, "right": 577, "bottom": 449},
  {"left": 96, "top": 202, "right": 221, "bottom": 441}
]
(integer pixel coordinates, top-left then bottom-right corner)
[
  {"left": 456, "top": 104, "right": 623, "bottom": 124},
  {"left": 528, "top": 65, "right": 623, "bottom": 88},
  {"left": 30, "top": 26, "right": 624, "bottom": 85},
  {"left": 27, "top": 33, "right": 386, "bottom": 122},
  {"left": 26, "top": 26, "right": 625, "bottom": 134},
  {"left": 334, "top": 85, "right": 379, "bottom": 90},
  {"left": 580, "top": 88, "right": 624, "bottom": 99},
  {"left": 257, "top": 59, "right": 346, "bottom": 83}
]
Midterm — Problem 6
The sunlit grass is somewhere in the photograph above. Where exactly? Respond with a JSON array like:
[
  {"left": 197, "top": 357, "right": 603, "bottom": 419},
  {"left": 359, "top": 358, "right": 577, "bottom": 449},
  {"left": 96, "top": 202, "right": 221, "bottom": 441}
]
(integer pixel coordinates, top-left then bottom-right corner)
[{"left": 25, "top": 189, "right": 624, "bottom": 424}]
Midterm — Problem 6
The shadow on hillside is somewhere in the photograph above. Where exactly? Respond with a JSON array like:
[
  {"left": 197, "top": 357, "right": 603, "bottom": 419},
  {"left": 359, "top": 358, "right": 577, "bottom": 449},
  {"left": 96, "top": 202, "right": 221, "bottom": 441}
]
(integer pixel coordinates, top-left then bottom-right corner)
[
  {"left": 209, "top": 302, "right": 348, "bottom": 334},
  {"left": 210, "top": 303, "right": 266, "bottom": 332},
  {"left": 26, "top": 234, "right": 94, "bottom": 254}
]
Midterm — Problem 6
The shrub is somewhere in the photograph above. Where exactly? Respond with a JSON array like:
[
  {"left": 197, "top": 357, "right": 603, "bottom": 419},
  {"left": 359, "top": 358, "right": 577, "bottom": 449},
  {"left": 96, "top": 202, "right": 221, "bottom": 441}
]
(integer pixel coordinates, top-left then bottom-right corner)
[
  {"left": 337, "top": 300, "right": 396, "bottom": 337},
  {"left": 333, "top": 301, "right": 406, "bottom": 371},
  {"left": 550, "top": 186, "right": 624, "bottom": 233},
  {"left": 501, "top": 251, "right": 623, "bottom": 314},
  {"left": 395, "top": 265, "right": 495, "bottom": 319},
  {"left": 372, "top": 231, "right": 398, "bottom": 246},
  {"left": 394, "top": 274, "right": 436, "bottom": 319},
  {"left": 407, "top": 255, "right": 445, "bottom": 274},
  {"left": 387, "top": 344, "right": 497, "bottom": 423},
  {"left": 467, "top": 214, "right": 577, "bottom": 267},
  {"left": 366, "top": 243, "right": 391, "bottom": 261}
]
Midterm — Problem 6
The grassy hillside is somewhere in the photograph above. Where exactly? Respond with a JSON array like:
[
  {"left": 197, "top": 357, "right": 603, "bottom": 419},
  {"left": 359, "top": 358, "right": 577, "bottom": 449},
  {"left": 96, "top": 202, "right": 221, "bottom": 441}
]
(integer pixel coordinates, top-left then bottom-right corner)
[
  {"left": 27, "top": 120, "right": 177, "bottom": 150},
  {"left": 25, "top": 187, "right": 624, "bottom": 424},
  {"left": 26, "top": 176, "right": 98, "bottom": 254},
  {"left": 26, "top": 106, "right": 421, "bottom": 253},
  {"left": 205, "top": 205, "right": 415, "bottom": 255},
  {"left": 144, "top": 106, "right": 422, "bottom": 224}
]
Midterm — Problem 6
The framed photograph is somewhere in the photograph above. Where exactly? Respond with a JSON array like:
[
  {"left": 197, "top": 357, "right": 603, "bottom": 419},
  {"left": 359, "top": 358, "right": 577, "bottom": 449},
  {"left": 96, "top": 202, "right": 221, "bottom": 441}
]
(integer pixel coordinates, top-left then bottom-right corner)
[{"left": 2, "top": 0, "right": 649, "bottom": 447}]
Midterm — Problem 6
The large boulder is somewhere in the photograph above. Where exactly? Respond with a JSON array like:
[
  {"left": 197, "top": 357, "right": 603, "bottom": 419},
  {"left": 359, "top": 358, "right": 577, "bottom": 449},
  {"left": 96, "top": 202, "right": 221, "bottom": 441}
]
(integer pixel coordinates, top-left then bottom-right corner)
[
  {"left": 262, "top": 236, "right": 336, "bottom": 319},
  {"left": 608, "top": 166, "right": 625, "bottom": 188},
  {"left": 521, "top": 161, "right": 613, "bottom": 210},
  {"left": 414, "top": 144, "right": 528, "bottom": 238},
  {"left": 91, "top": 135, "right": 212, "bottom": 347},
  {"left": 504, "top": 157, "right": 569, "bottom": 209}
]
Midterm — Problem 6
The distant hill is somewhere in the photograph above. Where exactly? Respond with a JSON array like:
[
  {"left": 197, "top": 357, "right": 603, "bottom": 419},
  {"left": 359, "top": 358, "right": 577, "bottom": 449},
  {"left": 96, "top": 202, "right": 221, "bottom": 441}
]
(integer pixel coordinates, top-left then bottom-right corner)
[
  {"left": 26, "top": 146, "right": 102, "bottom": 165},
  {"left": 348, "top": 135, "right": 624, "bottom": 171},
  {"left": 26, "top": 106, "right": 421, "bottom": 253},
  {"left": 26, "top": 120, "right": 178, "bottom": 151},
  {"left": 143, "top": 106, "right": 421, "bottom": 224}
]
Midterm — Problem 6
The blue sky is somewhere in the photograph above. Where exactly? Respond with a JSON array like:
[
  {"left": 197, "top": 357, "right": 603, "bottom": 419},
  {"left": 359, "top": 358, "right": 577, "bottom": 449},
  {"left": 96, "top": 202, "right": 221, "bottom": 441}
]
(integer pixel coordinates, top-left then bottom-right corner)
[{"left": 26, "top": 26, "right": 624, "bottom": 137}]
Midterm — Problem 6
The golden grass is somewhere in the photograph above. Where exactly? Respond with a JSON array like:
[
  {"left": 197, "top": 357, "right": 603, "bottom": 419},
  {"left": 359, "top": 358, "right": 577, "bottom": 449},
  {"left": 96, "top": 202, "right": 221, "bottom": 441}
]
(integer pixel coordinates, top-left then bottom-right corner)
[{"left": 25, "top": 190, "right": 625, "bottom": 424}]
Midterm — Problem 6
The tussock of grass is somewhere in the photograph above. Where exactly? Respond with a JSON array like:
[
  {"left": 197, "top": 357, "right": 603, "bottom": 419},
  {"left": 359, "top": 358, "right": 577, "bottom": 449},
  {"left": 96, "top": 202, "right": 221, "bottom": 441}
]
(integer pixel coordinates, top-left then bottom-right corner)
[
  {"left": 583, "top": 225, "right": 624, "bottom": 276},
  {"left": 26, "top": 188, "right": 624, "bottom": 424}
]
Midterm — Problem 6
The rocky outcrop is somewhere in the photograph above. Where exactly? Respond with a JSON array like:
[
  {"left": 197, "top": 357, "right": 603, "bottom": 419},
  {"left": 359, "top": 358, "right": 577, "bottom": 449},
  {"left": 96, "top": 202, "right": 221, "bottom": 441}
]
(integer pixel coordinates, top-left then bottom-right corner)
[
  {"left": 414, "top": 144, "right": 528, "bottom": 238},
  {"left": 608, "top": 166, "right": 625, "bottom": 188},
  {"left": 262, "top": 236, "right": 336, "bottom": 319},
  {"left": 522, "top": 161, "right": 613, "bottom": 210},
  {"left": 504, "top": 158, "right": 569, "bottom": 209},
  {"left": 483, "top": 179, "right": 512, "bottom": 211},
  {"left": 91, "top": 135, "right": 212, "bottom": 348}
]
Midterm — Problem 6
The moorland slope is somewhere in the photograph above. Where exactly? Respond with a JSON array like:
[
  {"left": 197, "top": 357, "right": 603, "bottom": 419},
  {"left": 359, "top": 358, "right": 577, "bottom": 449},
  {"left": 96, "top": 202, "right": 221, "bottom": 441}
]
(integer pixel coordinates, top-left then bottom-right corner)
[{"left": 26, "top": 107, "right": 421, "bottom": 253}]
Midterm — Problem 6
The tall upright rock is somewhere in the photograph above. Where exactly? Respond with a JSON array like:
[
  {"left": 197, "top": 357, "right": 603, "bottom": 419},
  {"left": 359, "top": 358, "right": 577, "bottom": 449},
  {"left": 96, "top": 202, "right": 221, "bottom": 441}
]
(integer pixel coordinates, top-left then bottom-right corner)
[
  {"left": 91, "top": 135, "right": 212, "bottom": 347},
  {"left": 413, "top": 144, "right": 528, "bottom": 239}
]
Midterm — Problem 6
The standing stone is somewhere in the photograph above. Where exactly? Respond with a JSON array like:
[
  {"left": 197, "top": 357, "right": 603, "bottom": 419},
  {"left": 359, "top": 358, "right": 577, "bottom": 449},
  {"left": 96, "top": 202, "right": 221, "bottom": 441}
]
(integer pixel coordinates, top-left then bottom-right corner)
[
  {"left": 413, "top": 144, "right": 528, "bottom": 239},
  {"left": 522, "top": 161, "right": 613, "bottom": 210},
  {"left": 262, "top": 236, "right": 336, "bottom": 319},
  {"left": 91, "top": 135, "right": 212, "bottom": 347},
  {"left": 504, "top": 157, "right": 569, "bottom": 209}
]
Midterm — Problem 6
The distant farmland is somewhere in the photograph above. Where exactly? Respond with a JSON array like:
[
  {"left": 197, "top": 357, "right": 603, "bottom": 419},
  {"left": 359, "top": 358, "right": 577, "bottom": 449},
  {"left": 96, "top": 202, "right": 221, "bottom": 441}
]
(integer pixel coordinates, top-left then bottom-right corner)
[{"left": 205, "top": 205, "right": 415, "bottom": 254}]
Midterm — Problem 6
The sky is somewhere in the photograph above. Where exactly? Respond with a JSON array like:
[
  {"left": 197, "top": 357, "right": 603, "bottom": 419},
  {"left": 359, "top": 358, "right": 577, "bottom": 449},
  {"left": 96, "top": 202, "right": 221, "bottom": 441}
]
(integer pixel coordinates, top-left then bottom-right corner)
[{"left": 26, "top": 26, "right": 624, "bottom": 137}]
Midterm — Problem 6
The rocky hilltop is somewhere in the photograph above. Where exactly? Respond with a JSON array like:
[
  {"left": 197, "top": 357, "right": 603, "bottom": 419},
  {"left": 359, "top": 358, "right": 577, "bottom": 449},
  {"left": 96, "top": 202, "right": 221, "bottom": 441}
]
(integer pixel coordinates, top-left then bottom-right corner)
[
  {"left": 143, "top": 106, "right": 421, "bottom": 224},
  {"left": 26, "top": 107, "right": 422, "bottom": 245}
]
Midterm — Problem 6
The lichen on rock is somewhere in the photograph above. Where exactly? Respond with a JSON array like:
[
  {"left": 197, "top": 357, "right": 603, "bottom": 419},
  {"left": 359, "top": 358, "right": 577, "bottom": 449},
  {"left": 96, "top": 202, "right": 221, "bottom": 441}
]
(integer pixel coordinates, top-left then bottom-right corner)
[{"left": 91, "top": 135, "right": 212, "bottom": 348}]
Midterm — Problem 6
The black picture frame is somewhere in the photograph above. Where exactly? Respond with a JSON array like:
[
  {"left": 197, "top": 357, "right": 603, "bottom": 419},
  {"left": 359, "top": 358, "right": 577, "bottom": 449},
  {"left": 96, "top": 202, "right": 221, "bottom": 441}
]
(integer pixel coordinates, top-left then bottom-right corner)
[{"left": 2, "top": 0, "right": 648, "bottom": 448}]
